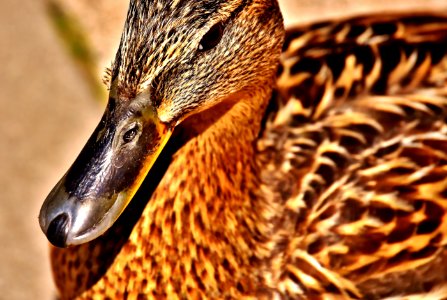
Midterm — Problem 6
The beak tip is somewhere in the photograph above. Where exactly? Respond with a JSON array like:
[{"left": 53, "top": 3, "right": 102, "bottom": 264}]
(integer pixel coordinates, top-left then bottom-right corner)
[{"left": 46, "top": 213, "right": 71, "bottom": 248}]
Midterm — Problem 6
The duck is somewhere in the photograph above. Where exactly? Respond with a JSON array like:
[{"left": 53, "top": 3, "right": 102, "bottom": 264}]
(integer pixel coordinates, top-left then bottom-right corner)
[{"left": 38, "top": 0, "right": 447, "bottom": 299}]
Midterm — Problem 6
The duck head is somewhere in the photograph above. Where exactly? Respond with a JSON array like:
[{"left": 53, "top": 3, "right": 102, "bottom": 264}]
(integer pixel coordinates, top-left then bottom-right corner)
[{"left": 39, "top": 0, "right": 284, "bottom": 248}]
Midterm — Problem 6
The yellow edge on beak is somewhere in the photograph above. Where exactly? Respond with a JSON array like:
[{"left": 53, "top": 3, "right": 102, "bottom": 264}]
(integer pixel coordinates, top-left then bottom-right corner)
[{"left": 117, "top": 125, "right": 173, "bottom": 217}]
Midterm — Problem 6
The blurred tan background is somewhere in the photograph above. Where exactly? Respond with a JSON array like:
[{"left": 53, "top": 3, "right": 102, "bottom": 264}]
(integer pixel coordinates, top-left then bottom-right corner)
[{"left": 1, "top": 0, "right": 446, "bottom": 299}]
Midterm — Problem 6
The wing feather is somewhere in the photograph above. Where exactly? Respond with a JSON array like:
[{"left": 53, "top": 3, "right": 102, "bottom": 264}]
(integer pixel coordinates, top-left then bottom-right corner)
[{"left": 259, "top": 12, "right": 447, "bottom": 299}]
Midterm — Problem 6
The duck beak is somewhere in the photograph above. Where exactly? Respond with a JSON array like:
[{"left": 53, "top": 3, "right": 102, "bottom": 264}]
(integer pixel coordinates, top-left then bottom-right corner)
[{"left": 39, "top": 101, "right": 172, "bottom": 248}]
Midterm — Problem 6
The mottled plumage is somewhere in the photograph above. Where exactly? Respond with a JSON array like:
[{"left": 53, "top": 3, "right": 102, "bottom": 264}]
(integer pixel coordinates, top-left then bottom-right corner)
[
  {"left": 43, "top": 1, "right": 447, "bottom": 299},
  {"left": 260, "top": 14, "right": 447, "bottom": 299}
]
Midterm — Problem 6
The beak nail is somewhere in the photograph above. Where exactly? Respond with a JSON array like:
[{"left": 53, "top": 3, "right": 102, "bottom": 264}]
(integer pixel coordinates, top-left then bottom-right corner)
[{"left": 47, "top": 213, "right": 70, "bottom": 248}]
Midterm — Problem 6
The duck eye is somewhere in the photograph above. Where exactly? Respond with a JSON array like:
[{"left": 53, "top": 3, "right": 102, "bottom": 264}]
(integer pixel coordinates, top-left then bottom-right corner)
[
  {"left": 122, "top": 124, "right": 139, "bottom": 144},
  {"left": 198, "top": 22, "right": 225, "bottom": 52}
]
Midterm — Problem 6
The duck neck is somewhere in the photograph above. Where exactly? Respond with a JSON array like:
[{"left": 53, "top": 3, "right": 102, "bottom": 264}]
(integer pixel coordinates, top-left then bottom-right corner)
[{"left": 141, "top": 85, "right": 275, "bottom": 294}]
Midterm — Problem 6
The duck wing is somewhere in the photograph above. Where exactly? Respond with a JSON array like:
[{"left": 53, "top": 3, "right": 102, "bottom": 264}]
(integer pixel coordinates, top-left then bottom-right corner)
[{"left": 258, "top": 13, "right": 447, "bottom": 299}]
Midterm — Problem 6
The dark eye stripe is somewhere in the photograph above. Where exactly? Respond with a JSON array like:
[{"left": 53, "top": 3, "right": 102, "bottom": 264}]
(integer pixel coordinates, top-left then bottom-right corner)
[
  {"left": 198, "top": 22, "right": 225, "bottom": 52},
  {"left": 197, "top": 0, "right": 250, "bottom": 52}
]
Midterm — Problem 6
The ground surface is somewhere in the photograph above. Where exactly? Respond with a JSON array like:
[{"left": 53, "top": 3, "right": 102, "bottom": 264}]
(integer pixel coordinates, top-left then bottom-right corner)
[{"left": 1, "top": 1, "right": 446, "bottom": 299}]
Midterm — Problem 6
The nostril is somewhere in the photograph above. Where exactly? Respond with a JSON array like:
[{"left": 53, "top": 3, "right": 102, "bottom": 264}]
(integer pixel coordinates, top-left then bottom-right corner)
[{"left": 47, "top": 213, "right": 70, "bottom": 248}]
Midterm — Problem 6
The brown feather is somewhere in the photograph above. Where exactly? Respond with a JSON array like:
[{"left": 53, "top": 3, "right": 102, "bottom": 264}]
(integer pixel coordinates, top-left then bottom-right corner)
[{"left": 50, "top": 5, "right": 447, "bottom": 300}]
